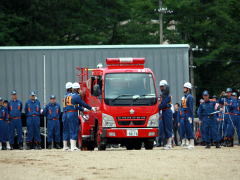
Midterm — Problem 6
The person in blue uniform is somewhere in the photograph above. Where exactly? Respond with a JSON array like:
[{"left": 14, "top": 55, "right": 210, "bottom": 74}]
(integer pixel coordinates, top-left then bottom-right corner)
[
  {"left": 198, "top": 91, "right": 220, "bottom": 148},
  {"left": 9, "top": 90, "right": 23, "bottom": 150},
  {"left": 157, "top": 111, "right": 165, "bottom": 147},
  {"left": 158, "top": 80, "right": 173, "bottom": 150},
  {"left": 62, "top": 82, "right": 73, "bottom": 151},
  {"left": 238, "top": 96, "right": 240, "bottom": 145},
  {"left": 181, "top": 82, "right": 194, "bottom": 149},
  {"left": 173, "top": 103, "right": 180, "bottom": 146},
  {"left": 197, "top": 99, "right": 206, "bottom": 145},
  {"left": 219, "top": 88, "right": 235, "bottom": 147},
  {"left": 179, "top": 107, "right": 186, "bottom": 146},
  {"left": 0, "top": 98, "right": 11, "bottom": 150},
  {"left": 66, "top": 82, "right": 97, "bottom": 151},
  {"left": 43, "top": 95, "right": 61, "bottom": 149},
  {"left": 25, "top": 91, "right": 41, "bottom": 150},
  {"left": 232, "top": 92, "right": 240, "bottom": 145}
]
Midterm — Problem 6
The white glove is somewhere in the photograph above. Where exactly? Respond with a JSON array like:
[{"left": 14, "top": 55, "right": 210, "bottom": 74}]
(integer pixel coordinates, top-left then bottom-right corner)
[
  {"left": 82, "top": 115, "right": 89, "bottom": 120},
  {"left": 92, "top": 107, "right": 97, "bottom": 112},
  {"left": 40, "top": 109, "right": 44, "bottom": 114},
  {"left": 84, "top": 108, "right": 89, "bottom": 112},
  {"left": 188, "top": 117, "right": 192, "bottom": 124}
]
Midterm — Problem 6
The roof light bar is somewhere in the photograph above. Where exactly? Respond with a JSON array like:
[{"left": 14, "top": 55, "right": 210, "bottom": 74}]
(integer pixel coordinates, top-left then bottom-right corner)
[{"left": 106, "top": 58, "right": 145, "bottom": 65}]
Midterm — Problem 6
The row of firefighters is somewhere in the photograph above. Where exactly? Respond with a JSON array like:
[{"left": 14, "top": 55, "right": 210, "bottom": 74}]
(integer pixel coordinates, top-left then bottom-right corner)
[
  {"left": 158, "top": 80, "right": 240, "bottom": 149},
  {"left": 0, "top": 81, "right": 239, "bottom": 150}
]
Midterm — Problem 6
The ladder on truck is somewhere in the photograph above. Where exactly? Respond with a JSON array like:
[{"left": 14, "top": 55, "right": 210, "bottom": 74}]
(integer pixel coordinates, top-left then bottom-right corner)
[{"left": 76, "top": 67, "right": 89, "bottom": 86}]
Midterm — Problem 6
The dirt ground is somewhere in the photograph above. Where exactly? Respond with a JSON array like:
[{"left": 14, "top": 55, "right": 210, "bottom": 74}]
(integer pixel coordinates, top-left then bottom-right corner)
[{"left": 0, "top": 146, "right": 240, "bottom": 180}]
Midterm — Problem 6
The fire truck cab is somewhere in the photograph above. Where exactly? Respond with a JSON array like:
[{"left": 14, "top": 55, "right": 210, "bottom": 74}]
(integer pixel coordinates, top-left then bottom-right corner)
[{"left": 77, "top": 58, "right": 159, "bottom": 150}]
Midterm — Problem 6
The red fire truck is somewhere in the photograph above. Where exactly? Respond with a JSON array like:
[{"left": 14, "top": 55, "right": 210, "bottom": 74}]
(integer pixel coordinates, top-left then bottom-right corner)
[{"left": 77, "top": 58, "right": 159, "bottom": 150}]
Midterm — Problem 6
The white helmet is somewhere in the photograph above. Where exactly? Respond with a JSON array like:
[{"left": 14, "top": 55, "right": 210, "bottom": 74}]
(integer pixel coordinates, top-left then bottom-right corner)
[
  {"left": 97, "top": 63, "right": 103, "bottom": 68},
  {"left": 159, "top": 80, "right": 168, "bottom": 86},
  {"left": 72, "top": 82, "right": 80, "bottom": 89},
  {"left": 65, "top": 82, "right": 73, "bottom": 89},
  {"left": 184, "top": 82, "right": 192, "bottom": 89}
]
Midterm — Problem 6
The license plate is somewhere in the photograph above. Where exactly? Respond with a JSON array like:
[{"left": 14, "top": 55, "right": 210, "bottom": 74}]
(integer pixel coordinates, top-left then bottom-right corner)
[{"left": 127, "top": 129, "right": 138, "bottom": 136}]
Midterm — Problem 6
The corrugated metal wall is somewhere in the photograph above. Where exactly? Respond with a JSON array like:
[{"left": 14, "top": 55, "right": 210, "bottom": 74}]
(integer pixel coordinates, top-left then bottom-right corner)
[{"left": 0, "top": 45, "right": 189, "bottom": 107}]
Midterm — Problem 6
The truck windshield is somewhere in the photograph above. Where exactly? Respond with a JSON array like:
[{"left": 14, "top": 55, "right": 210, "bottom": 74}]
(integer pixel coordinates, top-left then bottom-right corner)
[{"left": 104, "top": 73, "right": 157, "bottom": 106}]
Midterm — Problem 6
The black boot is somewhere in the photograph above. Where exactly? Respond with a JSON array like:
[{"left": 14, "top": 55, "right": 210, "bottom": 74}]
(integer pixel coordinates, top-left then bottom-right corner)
[
  {"left": 55, "top": 142, "right": 61, "bottom": 149},
  {"left": 238, "top": 139, "right": 240, "bottom": 146},
  {"left": 216, "top": 142, "right": 221, "bottom": 148},
  {"left": 223, "top": 138, "right": 227, "bottom": 147},
  {"left": 205, "top": 142, "right": 211, "bottom": 149},
  {"left": 26, "top": 142, "right": 32, "bottom": 150},
  {"left": 10, "top": 144, "right": 14, "bottom": 150},
  {"left": 18, "top": 143, "right": 23, "bottom": 150},
  {"left": 47, "top": 142, "right": 52, "bottom": 149},
  {"left": 226, "top": 139, "right": 231, "bottom": 147},
  {"left": 230, "top": 138, "right": 234, "bottom": 147}
]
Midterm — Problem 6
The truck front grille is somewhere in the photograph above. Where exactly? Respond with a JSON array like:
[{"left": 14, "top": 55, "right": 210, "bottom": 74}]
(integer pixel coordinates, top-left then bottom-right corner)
[{"left": 117, "top": 116, "right": 146, "bottom": 126}]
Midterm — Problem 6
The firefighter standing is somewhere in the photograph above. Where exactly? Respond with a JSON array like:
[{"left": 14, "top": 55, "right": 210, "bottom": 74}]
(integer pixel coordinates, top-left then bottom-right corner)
[
  {"left": 232, "top": 92, "right": 240, "bottom": 145},
  {"left": 219, "top": 88, "right": 235, "bottom": 147},
  {"left": 173, "top": 103, "right": 180, "bottom": 146},
  {"left": 66, "top": 82, "right": 96, "bottom": 151},
  {"left": 25, "top": 91, "right": 42, "bottom": 150},
  {"left": 43, "top": 95, "right": 61, "bottom": 149},
  {"left": 62, "top": 82, "right": 73, "bottom": 151},
  {"left": 158, "top": 80, "right": 173, "bottom": 150},
  {"left": 8, "top": 90, "right": 23, "bottom": 150},
  {"left": 181, "top": 82, "right": 195, "bottom": 149},
  {"left": 0, "top": 98, "right": 11, "bottom": 150},
  {"left": 198, "top": 91, "right": 220, "bottom": 148}
]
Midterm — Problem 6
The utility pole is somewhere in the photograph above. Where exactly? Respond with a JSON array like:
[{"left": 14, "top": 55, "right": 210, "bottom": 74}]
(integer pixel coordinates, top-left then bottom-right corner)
[
  {"left": 159, "top": 0, "right": 163, "bottom": 44},
  {"left": 190, "top": 46, "right": 202, "bottom": 112},
  {"left": 189, "top": 50, "right": 196, "bottom": 112}
]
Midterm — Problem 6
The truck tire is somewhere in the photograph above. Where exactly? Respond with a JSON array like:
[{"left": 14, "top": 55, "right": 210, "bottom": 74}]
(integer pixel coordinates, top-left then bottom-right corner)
[
  {"left": 86, "top": 142, "right": 95, "bottom": 151},
  {"left": 126, "top": 143, "right": 134, "bottom": 150},
  {"left": 98, "top": 144, "right": 106, "bottom": 151},
  {"left": 144, "top": 139, "right": 154, "bottom": 150},
  {"left": 134, "top": 142, "right": 142, "bottom": 150},
  {"left": 96, "top": 125, "right": 106, "bottom": 151}
]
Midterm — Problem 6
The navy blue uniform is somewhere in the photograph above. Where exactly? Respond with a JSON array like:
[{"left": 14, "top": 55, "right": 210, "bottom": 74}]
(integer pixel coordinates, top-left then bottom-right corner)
[
  {"left": 43, "top": 103, "right": 61, "bottom": 143},
  {"left": 219, "top": 97, "right": 235, "bottom": 138},
  {"left": 198, "top": 100, "right": 219, "bottom": 143},
  {"left": 25, "top": 99, "right": 41, "bottom": 143},
  {"left": 65, "top": 93, "right": 92, "bottom": 140},
  {"left": 9, "top": 100, "right": 23, "bottom": 144},
  {"left": 181, "top": 93, "right": 194, "bottom": 139},
  {"left": 158, "top": 96, "right": 173, "bottom": 139},
  {"left": 232, "top": 99, "right": 240, "bottom": 140},
  {"left": 173, "top": 110, "right": 180, "bottom": 145},
  {"left": 0, "top": 105, "right": 10, "bottom": 143}
]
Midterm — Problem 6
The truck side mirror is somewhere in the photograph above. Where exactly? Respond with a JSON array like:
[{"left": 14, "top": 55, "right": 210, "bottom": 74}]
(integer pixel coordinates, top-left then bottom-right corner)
[{"left": 93, "top": 84, "right": 101, "bottom": 97}]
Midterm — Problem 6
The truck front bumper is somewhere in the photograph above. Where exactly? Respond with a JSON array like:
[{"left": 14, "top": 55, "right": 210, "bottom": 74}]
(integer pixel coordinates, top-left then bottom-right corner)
[{"left": 103, "top": 128, "right": 158, "bottom": 138}]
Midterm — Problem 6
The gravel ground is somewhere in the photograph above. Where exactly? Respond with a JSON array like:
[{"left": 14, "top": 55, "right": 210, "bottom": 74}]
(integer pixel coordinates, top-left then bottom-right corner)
[{"left": 0, "top": 146, "right": 240, "bottom": 180}]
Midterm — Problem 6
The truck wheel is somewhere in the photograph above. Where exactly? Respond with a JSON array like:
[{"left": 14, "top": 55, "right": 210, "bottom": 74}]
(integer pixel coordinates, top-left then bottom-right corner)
[
  {"left": 134, "top": 142, "right": 142, "bottom": 150},
  {"left": 96, "top": 126, "right": 106, "bottom": 151},
  {"left": 87, "top": 142, "right": 95, "bottom": 151},
  {"left": 144, "top": 139, "right": 154, "bottom": 150},
  {"left": 126, "top": 143, "right": 134, "bottom": 150},
  {"left": 98, "top": 144, "right": 106, "bottom": 151},
  {"left": 78, "top": 130, "right": 85, "bottom": 150}
]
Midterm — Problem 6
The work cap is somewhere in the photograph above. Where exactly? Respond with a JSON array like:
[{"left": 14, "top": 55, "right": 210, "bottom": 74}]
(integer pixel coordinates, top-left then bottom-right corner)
[
  {"left": 226, "top": 88, "right": 232, "bottom": 93},
  {"left": 11, "top": 90, "right": 17, "bottom": 95},
  {"left": 202, "top": 90, "right": 209, "bottom": 96}
]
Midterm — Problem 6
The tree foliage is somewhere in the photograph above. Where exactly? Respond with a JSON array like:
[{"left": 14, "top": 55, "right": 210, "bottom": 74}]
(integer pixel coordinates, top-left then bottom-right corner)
[{"left": 0, "top": 0, "right": 239, "bottom": 98}]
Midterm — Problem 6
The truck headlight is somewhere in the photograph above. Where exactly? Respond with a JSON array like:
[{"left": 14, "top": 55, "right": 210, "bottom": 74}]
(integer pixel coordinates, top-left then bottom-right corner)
[
  {"left": 102, "top": 113, "right": 116, "bottom": 127},
  {"left": 147, "top": 113, "right": 159, "bottom": 127}
]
